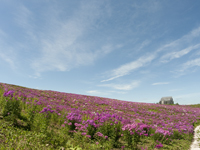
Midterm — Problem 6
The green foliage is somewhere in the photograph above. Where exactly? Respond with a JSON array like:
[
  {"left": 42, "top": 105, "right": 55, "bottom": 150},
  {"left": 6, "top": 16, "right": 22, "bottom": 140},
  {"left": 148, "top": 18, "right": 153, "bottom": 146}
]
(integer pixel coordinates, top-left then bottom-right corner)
[
  {"left": 188, "top": 104, "right": 200, "bottom": 108},
  {"left": 96, "top": 121, "right": 122, "bottom": 148},
  {"left": 172, "top": 130, "right": 184, "bottom": 140},
  {"left": 87, "top": 124, "right": 97, "bottom": 140},
  {"left": 0, "top": 88, "right": 4, "bottom": 110},
  {"left": 2, "top": 96, "right": 22, "bottom": 125},
  {"left": 122, "top": 129, "right": 141, "bottom": 149}
]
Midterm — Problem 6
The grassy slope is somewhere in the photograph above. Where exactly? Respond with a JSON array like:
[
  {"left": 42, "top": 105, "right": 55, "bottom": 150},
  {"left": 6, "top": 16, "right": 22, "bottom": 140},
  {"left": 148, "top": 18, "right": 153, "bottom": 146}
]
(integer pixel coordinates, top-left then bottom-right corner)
[{"left": 0, "top": 83, "right": 200, "bottom": 150}]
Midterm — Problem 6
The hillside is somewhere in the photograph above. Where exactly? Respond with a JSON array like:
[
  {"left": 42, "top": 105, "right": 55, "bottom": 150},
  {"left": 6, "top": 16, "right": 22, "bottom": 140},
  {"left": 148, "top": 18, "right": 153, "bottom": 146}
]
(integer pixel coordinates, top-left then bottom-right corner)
[{"left": 0, "top": 82, "right": 200, "bottom": 150}]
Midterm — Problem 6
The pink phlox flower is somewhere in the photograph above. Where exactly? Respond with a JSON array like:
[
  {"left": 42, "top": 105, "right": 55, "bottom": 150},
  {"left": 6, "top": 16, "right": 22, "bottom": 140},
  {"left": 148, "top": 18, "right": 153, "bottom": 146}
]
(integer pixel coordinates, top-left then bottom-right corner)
[
  {"left": 96, "top": 132, "right": 104, "bottom": 137},
  {"left": 139, "top": 124, "right": 149, "bottom": 130},
  {"left": 82, "top": 120, "right": 87, "bottom": 124},
  {"left": 37, "top": 101, "right": 42, "bottom": 105},
  {"left": 40, "top": 106, "right": 54, "bottom": 113},
  {"left": 66, "top": 112, "right": 82, "bottom": 122},
  {"left": 3, "top": 90, "right": 14, "bottom": 97},
  {"left": 163, "top": 130, "right": 172, "bottom": 136},
  {"left": 79, "top": 127, "right": 87, "bottom": 132},
  {"left": 82, "top": 132, "right": 86, "bottom": 135},
  {"left": 122, "top": 123, "right": 137, "bottom": 131},
  {"left": 86, "top": 135, "right": 91, "bottom": 138},
  {"left": 155, "top": 143, "right": 163, "bottom": 148},
  {"left": 86, "top": 119, "right": 96, "bottom": 127},
  {"left": 75, "top": 123, "right": 81, "bottom": 127}
]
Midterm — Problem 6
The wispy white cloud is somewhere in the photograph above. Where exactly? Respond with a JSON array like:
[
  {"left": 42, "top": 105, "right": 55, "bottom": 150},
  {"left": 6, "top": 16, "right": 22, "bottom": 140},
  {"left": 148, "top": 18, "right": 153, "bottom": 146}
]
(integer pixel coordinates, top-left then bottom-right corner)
[
  {"left": 15, "top": 5, "right": 32, "bottom": 29},
  {"left": 101, "top": 23, "right": 200, "bottom": 83},
  {"left": 99, "top": 81, "right": 140, "bottom": 90},
  {"left": 174, "top": 92, "right": 200, "bottom": 101},
  {"left": 181, "top": 57, "right": 200, "bottom": 70},
  {"left": 108, "top": 90, "right": 127, "bottom": 94},
  {"left": 172, "top": 57, "right": 200, "bottom": 77},
  {"left": 86, "top": 90, "right": 113, "bottom": 97},
  {"left": 152, "top": 82, "right": 169, "bottom": 85},
  {"left": 0, "top": 30, "right": 17, "bottom": 69},
  {"left": 139, "top": 70, "right": 150, "bottom": 74},
  {"left": 86, "top": 89, "right": 127, "bottom": 96},
  {"left": 131, "top": 0, "right": 161, "bottom": 14},
  {"left": 0, "top": 52, "right": 15, "bottom": 69},
  {"left": 136, "top": 40, "right": 151, "bottom": 52},
  {"left": 86, "top": 90, "right": 103, "bottom": 95},
  {"left": 155, "top": 26, "right": 200, "bottom": 77},
  {"left": 14, "top": 4, "right": 39, "bottom": 44},
  {"left": 169, "top": 89, "right": 182, "bottom": 92},
  {"left": 196, "top": 51, "right": 200, "bottom": 56},
  {"left": 0, "top": 29, "right": 6, "bottom": 37},
  {"left": 156, "top": 26, "right": 200, "bottom": 53},
  {"left": 160, "top": 44, "right": 200, "bottom": 63},
  {"left": 28, "top": 1, "right": 116, "bottom": 77},
  {"left": 101, "top": 54, "right": 156, "bottom": 82}
]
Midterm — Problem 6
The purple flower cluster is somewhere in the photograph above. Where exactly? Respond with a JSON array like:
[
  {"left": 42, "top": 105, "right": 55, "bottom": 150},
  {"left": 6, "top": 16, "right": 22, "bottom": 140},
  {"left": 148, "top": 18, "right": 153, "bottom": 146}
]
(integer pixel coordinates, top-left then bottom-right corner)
[
  {"left": 83, "top": 119, "right": 97, "bottom": 127},
  {"left": 155, "top": 127, "right": 172, "bottom": 136},
  {"left": 39, "top": 105, "right": 54, "bottom": 113},
  {"left": 66, "top": 112, "right": 82, "bottom": 123},
  {"left": 95, "top": 132, "right": 104, "bottom": 137},
  {"left": 155, "top": 141, "right": 163, "bottom": 148},
  {"left": 93, "top": 132, "right": 109, "bottom": 141},
  {"left": 3, "top": 90, "right": 15, "bottom": 97},
  {"left": 122, "top": 122, "right": 150, "bottom": 136}
]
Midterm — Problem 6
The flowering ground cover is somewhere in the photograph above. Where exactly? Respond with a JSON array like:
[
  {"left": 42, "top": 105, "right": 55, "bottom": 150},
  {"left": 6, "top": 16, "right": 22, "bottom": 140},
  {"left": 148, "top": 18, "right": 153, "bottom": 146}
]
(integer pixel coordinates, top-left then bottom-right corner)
[{"left": 0, "top": 82, "right": 200, "bottom": 150}]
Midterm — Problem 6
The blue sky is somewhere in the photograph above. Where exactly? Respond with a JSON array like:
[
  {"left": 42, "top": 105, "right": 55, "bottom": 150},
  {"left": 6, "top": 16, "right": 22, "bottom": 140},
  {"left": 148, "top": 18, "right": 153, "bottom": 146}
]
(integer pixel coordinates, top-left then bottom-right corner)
[{"left": 0, "top": 0, "right": 200, "bottom": 105}]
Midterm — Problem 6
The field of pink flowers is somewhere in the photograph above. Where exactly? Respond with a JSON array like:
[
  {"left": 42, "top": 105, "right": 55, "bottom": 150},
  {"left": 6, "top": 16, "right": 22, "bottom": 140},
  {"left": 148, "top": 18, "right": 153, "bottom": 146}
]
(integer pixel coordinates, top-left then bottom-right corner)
[{"left": 0, "top": 82, "right": 200, "bottom": 150}]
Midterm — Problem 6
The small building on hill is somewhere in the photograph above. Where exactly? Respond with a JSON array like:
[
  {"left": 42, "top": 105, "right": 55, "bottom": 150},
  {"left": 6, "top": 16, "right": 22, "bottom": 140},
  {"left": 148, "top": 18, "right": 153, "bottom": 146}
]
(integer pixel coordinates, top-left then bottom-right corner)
[{"left": 159, "top": 97, "right": 174, "bottom": 104}]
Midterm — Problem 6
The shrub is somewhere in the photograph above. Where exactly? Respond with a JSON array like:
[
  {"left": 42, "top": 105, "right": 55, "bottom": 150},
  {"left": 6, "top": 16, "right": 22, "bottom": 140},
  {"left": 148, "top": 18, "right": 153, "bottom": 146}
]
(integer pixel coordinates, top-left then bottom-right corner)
[{"left": 2, "top": 90, "right": 22, "bottom": 125}]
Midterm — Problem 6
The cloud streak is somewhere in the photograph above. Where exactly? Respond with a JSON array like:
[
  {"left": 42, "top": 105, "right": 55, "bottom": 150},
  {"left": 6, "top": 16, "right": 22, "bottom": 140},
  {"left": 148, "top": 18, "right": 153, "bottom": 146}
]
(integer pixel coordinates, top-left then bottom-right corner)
[
  {"left": 182, "top": 57, "right": 200, "bottom": 70},
  {"left": 101, "top": 54, "right": 156, "bottom": 82},
  {"left": 99, "top": 81, "right": 140, "bottom": 90},
  {"left": 174, "top": 92, "right": 200, "bottom": 101},
  {"left": 160, "top": 44, "right": 200, "bottom": 63},
  {"left": 86, "top": 90, "right": 104, "bottom": 95},
  {"left": 156, "top": 26, "right": 200, "bottom": 53},
  {"left": 101, "top": 25, "right": 200, "bottom": 82},
  {"left": 152, "top": 82, "right": 169, "bottom": 85},
  {"left": 0, "top": 30, "right": 17, "bottom": 69},
  {"left": 169, "top": 89, "right": 182, "bottom": 92},
  {"left": 28, "top": 1, "right": 117, "bottom": 77}
]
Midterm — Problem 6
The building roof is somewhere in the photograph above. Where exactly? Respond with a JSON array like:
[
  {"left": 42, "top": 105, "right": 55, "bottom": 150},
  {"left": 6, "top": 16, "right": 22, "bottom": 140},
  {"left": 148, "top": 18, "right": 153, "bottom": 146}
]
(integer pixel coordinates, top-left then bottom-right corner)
[{"left": 160, "top": 97, "right": 173, "bottom": 101}]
